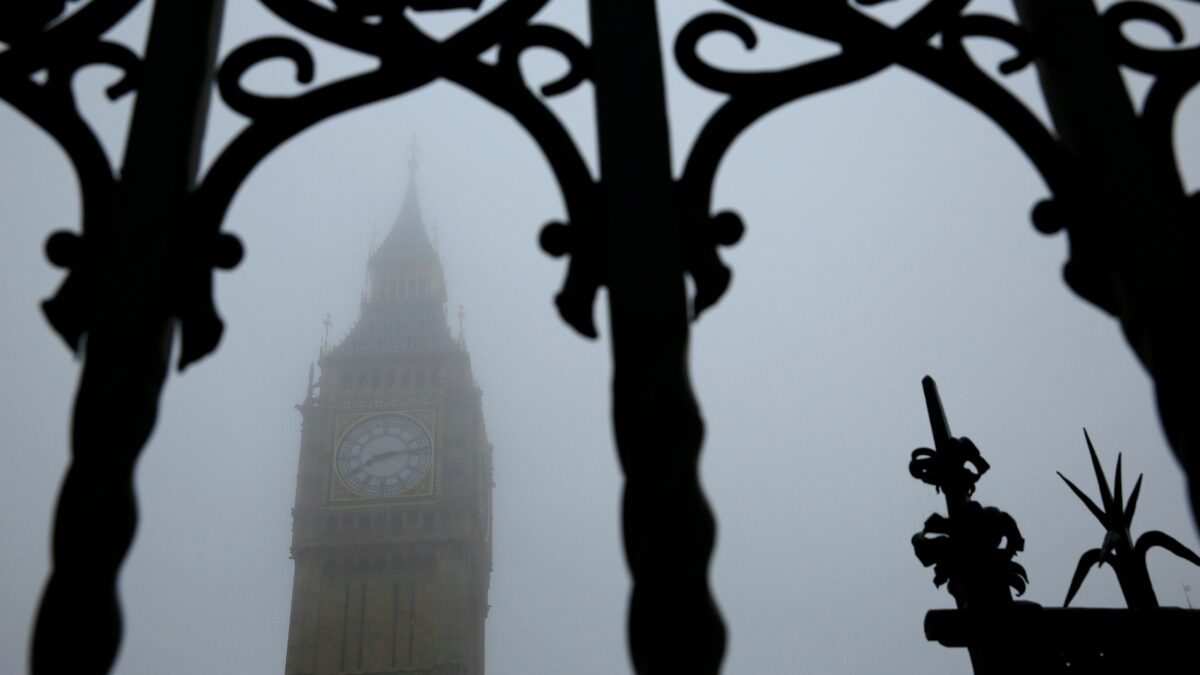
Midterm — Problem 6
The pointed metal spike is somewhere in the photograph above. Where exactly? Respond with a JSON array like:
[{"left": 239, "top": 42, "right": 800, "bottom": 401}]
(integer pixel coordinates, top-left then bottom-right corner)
[
  {"left": 1058, "top": 471, "right": 1106, "bottom": 524},
  {"left": 1084, "top": 429, "right": 1114, "bottom": 513},
  {"left": 1125, "top": 474, "right": 1144, "bottom": 527},
  {"left": 922, "top": 376, "right": 952, "bottom": 450},
  {"left": 1064, "top": 549, "right": 1103, "bottom": 607},
  {"left": 1113, "top": 453, "right": 1124, "bottom": 513}
]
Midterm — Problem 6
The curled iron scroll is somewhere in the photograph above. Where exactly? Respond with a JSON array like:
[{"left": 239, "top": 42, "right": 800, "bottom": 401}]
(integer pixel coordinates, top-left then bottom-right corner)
[
  {"left": 674, "top": 0, "right": 1083, "bottom": 316},
  {"left": 0, "top": 0, "right": 144, "bottom": 351},
  {"left": 1104, "top": 1, "right": 1200, "bottom": 198},
  {"left": 199, "top": 0, "right": 600, "bottom": 340}
]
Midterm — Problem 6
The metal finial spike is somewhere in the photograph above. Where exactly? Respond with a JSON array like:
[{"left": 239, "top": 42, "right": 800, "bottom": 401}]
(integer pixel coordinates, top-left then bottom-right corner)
[
  {"left": 921, "top": 376, "right": 952, "bottom": 449},
  {"left": 1083, "top": 429, "right": 1114, "bottom": 513},
  {"left": 1059, "top": 470, "right": 1106, "bottom": 523},
  {"left": 1125, "top": 474, "right": 1144, "bottom": 527},
  {"left": 1113, "top": 453, "right": 1124, "bottom": 511}
]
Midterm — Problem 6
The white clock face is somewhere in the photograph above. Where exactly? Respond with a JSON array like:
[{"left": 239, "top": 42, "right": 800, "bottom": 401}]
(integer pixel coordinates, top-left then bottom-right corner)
[{"left": 336, "top": 415, "right": 432, "bottom": 497}]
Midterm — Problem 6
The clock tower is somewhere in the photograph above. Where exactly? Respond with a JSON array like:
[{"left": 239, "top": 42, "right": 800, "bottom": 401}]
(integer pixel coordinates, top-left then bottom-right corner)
[{"left": 284, "top": 165, "right": 492, "bottom": 675}]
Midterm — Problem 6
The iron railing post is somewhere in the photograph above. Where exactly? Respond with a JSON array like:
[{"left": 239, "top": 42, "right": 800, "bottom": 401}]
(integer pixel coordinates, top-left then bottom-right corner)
[
  {"left": 588, "top": 2, "right": 726, "bottom": 673},
  {"left": 1013, "top": 0, "right": 1200, "bottom": 526},
  {"left": 30, "top": 2, "right": 226, "bottom": 673}
]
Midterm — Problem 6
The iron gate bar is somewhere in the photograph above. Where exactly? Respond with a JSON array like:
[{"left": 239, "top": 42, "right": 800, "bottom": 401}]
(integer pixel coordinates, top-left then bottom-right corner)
[
  {"left": 26, "top": 1, "right": 228, "bottom": 673},
  {"left": 589, "top": 2, "right": 726, "bottom": 673},
  {"left": 1013, "top": 0, "right": 1200, "bottom": 529}
]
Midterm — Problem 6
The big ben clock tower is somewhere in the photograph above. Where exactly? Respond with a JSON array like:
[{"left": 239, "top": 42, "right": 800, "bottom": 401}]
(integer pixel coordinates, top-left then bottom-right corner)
[{"left": 284, "top": 162, "right": 492, "bottom": 675}]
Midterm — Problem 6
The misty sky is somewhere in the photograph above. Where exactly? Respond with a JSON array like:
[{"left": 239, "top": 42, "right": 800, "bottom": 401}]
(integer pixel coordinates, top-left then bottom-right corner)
[{"left": 3, "top": 1, "right": 1200, "bottom": 673}]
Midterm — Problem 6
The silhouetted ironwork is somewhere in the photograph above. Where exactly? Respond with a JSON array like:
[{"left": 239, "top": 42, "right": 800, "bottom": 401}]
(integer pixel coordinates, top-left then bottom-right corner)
[
  {"left": 677, "top": 0, "right": 1200, "bottom": 528},
  {"left": 925, "top": 604, "right": 1200, "bottom": 674},
  {"left": 1058, "top": 430, "right": 1200, "bottom": 609},
  {"left": 5, "top": 1, "right": 1200, "bottom": 674},
  {"left": 6, "top": 1, "right": 729, "bottom": 673},
  {"left": 913, "top": 382, "right": 1200, "bottom": 674},
  {"left": 3, "top": 2, "right": 229, "bottom": 673},
  {"left": 910, "top": 378, "right": 1028, "bottom": 604},
  {"left": 910, "top": 377, "right": 1028, "bottom": 673}
]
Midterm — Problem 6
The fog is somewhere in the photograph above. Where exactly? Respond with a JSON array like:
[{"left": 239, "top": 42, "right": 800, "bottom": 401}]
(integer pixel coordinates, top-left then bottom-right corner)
[{"left": 3, "top": 1, "right": 1200, "bottom": 673}]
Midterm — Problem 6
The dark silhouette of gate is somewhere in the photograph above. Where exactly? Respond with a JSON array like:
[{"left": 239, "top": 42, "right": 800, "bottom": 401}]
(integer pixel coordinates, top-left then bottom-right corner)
[{"left": 2, "top": 1, "right": 1197, "bottom": 673}]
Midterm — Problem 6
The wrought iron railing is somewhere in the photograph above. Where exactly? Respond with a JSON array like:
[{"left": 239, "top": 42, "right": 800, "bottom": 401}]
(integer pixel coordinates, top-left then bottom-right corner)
[{"left": 2, "top": 1, "right": 1197, "bottom": 673}]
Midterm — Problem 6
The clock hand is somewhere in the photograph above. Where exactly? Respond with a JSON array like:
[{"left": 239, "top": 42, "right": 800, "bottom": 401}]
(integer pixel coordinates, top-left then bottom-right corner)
[
  {"left": 362, "top": 447, "right": 427, "bottom": 468},
  {"left": 362, "top": 450, "right": 400, "bottom": 468}
]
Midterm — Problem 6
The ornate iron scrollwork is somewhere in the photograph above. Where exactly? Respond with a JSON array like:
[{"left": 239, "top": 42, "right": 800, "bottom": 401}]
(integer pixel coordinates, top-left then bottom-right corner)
[
  {"left": 202, "top": 0, "right": 602, "bottom": 337},
  {"left": 7, "top": 2, "right": 689, "bottom": 672},
  {"left": 1, "top": 0, "right": 143, "bottom": 349},
  {"left": 1103, "top": 1, "right": 1200, "bottom": 202},
  {"left": 673, "top": 0, "right": 1076, "bottom": 316},
  {"left": 909, "top": 376, "right": 1029, "bottom": 609},
  {"left": 7, "top": 1, "right": 1200, "bottom": 674},
  {"left": 676, "top": 1, "right": 1073, "bottom": 230},
  {"left": 674, "top": 0, "right": 1200, "bottom": 526}
]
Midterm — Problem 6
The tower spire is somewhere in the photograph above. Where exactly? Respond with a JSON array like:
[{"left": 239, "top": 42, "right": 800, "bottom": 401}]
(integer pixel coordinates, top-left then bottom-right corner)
[
  {"left": 370, "top": 138, "right": 432, "bottom": 265},
  {"left": 334, "top": 145, "right": 451, "bottom": 353},
  {"left": 361, "top": 137, "right": 440, "bottom": 307},
  {"left": 399, "top": 137, "right": 421, "bottom": 227}
]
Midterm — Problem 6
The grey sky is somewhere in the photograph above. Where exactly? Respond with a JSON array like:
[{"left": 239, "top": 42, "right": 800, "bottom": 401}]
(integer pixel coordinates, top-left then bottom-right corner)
[{"left": 3, "top": 1, "right": 1200, "bottom": 673}]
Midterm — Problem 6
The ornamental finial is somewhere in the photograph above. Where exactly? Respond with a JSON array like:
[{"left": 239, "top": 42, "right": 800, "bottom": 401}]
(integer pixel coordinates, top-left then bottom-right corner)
[{"left": 321, "top": 313, "right": 332, "bottom": 354}]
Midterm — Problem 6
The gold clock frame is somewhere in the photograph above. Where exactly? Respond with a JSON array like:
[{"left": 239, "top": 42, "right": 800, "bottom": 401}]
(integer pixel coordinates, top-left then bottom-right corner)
[{"left": 327, "top": 410, "right": 439, "bottom": 504}]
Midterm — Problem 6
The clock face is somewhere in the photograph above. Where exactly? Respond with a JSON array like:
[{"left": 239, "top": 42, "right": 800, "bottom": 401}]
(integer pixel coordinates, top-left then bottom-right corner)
[{"left": 335, "top": 414, "right": 433, "bottom": 497}]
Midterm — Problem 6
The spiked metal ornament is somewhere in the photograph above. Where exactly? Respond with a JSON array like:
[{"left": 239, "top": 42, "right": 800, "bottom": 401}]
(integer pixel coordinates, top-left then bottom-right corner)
[{"left": 1059, "top": 430, "right": 1200, "bottom": 608}]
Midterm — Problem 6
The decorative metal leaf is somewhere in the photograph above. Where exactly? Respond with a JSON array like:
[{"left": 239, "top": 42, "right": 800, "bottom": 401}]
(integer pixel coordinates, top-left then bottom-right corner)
[
  {"left": 1063, "top": 548, "right": 1104, "bottom": 607},
  {"left": 1124, "top": 474, "right": 1144, "bottom": 528},
  {"left": 1136, "top": 530, "right": 1200, "bottom": 569},
  {"left": 909, "top": 447, "right": 943, "bottom": 491},
  {"left": 1084, "top": 429, "right": 1115, "bottom": 514},
  {"left": 1057, "top": 471, "right": 1106, "bottom": 523},
  {"left": 1008, "top": 561, "right": 1030, "bottom": 597},
  {"left": 912, "top": 531, "right": 949, "bottom": 573},
  {"left": 1113, "top": 453, "right": 1124, "bottom": 509}
]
